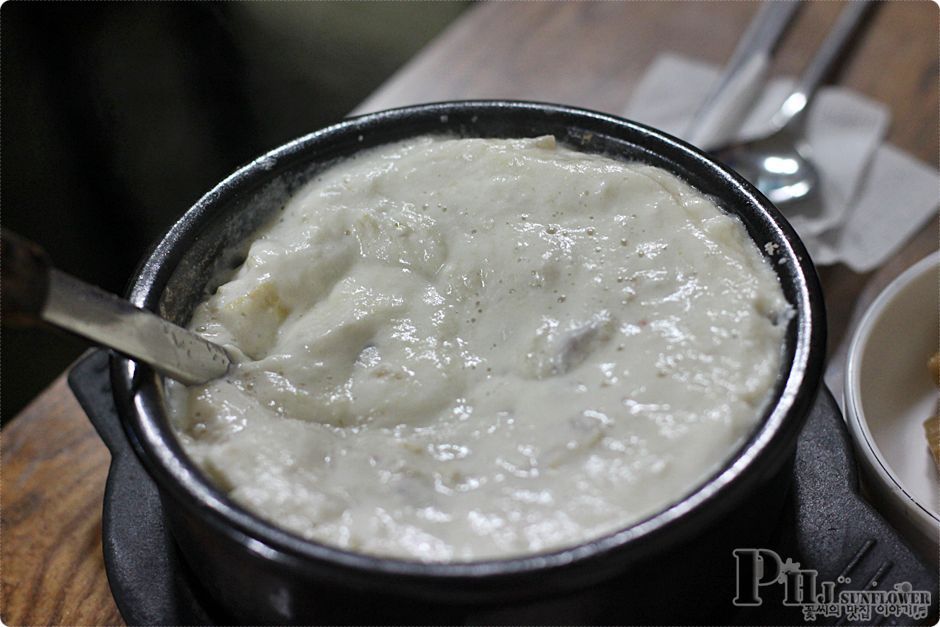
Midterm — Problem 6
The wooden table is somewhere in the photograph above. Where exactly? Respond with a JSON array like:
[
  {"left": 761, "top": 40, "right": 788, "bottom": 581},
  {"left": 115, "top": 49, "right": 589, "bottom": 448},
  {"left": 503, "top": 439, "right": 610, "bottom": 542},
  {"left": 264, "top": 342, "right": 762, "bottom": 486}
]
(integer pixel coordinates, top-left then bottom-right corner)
[{"left": 3, "top": 3, "right": 936, "bottom": 624}]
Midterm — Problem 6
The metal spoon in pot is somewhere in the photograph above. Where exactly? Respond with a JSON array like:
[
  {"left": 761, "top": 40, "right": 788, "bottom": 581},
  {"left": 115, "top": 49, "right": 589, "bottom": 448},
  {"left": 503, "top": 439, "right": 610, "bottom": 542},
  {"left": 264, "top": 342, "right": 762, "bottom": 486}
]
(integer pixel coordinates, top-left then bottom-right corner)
[
  {"left": 1, "top": 230, "right": 232, "bottom": 385},
  {"left": 710, "top": 2, "right": 874, "bottom": 209}
]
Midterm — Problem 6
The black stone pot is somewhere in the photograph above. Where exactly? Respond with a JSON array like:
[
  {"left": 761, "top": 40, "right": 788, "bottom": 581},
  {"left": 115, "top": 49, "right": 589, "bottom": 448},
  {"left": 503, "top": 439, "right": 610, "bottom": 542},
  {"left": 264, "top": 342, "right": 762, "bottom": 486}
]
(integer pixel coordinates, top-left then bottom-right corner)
[{"left": 109, "top": 101, "right": 827, "bottom": 624}]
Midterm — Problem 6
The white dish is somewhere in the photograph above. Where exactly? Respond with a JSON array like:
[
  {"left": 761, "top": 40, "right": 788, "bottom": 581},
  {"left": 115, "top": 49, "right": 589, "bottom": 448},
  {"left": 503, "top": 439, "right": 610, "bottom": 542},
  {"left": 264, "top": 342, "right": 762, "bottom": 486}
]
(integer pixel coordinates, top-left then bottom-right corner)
[{"left": 845, "top": 250, "right": 939, "bottom": 566}]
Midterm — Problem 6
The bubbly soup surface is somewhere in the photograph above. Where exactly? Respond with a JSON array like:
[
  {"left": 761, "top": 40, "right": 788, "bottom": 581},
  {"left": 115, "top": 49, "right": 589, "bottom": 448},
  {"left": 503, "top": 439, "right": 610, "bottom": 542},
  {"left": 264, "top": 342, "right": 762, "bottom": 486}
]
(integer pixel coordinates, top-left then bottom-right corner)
[{"left": 169, "top": 135, "right": 789, "bottom": 561}]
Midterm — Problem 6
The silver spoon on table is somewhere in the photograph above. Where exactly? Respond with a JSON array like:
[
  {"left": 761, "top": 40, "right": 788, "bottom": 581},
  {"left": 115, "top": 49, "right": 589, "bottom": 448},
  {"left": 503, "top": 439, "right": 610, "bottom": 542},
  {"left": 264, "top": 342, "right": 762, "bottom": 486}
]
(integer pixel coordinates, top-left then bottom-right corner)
[
  {"left": 710, "top": 2, "right": 875, "bottom": 210},
  {"left": 1, "top": 229, "right": 232, "bottom": 385}
]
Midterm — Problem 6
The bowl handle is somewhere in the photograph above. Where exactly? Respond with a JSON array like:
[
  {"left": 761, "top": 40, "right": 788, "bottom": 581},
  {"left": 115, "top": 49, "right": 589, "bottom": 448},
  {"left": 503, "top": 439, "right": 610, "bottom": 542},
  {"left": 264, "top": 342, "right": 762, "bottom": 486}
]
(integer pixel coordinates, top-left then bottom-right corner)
[{"left": 792, "top": 388, "right": 938, "bottom": 618}]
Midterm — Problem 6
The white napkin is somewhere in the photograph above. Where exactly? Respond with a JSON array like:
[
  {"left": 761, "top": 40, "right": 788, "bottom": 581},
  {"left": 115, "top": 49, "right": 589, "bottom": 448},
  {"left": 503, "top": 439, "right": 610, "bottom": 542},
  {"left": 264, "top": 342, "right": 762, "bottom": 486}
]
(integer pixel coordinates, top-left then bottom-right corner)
[{"left": 623, "top": 54, "right": 938, "bottom": 272}]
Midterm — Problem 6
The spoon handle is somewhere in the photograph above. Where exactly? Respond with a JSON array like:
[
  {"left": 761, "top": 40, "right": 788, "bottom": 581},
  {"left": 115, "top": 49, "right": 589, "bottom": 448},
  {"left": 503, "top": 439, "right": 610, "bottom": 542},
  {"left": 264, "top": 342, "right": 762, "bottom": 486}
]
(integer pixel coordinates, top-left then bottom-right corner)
[
  {"left": 685, "top": 2, "right": 801, "bottom": 148},
  {"left": 773, "top": 1, "right": 875, "bottom": 128},
  {"left": 1, "top": 229, "right": 232, "bottom": 385}
]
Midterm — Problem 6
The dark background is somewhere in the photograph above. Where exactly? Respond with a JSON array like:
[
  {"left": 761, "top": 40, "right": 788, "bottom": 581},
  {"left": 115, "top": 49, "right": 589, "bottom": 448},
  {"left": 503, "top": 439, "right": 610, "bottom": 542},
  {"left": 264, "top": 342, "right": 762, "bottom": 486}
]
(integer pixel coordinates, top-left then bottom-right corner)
[{"left": 1, "top": 2, "right": 469, "bottom": 422}]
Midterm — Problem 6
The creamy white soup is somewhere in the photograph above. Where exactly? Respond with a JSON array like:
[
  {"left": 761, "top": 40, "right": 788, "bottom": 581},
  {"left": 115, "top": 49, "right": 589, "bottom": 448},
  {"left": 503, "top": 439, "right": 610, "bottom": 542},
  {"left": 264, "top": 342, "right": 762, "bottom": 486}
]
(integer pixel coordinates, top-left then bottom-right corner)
[{"left": 168, "top": 135, "right": 789, "bottom": 561}]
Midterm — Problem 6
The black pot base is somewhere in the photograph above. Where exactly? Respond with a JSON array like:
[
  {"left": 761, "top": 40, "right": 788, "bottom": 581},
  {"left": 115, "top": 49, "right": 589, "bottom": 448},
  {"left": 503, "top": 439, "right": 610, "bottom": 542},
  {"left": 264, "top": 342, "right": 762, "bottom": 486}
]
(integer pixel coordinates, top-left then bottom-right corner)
[{"left": 69, "top": 350, "right": 938, "bottom": 625}]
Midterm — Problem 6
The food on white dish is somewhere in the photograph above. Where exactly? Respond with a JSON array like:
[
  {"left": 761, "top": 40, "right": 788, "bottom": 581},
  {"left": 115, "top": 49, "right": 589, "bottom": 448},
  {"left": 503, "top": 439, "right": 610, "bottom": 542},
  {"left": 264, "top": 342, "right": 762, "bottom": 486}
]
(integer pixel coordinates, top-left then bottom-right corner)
[
  {"left": 924, "top": 351, "right": 940, "bottom": 471},
  {"left": 923, "top": 416, "right": 939, "bottom": 470},
  {"left": 845, "top": 250, "right": 940, "bottom": 565},
  {"left": 168, "top": 136, "right": 789, "bottom": 561}
]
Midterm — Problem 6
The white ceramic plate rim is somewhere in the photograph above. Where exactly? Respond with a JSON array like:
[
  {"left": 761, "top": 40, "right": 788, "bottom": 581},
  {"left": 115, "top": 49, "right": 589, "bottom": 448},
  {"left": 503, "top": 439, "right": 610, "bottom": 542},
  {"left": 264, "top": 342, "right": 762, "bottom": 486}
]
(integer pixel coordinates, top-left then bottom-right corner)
[{"left": 845, "top": 250, "right": 940, "bottom": 530}]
